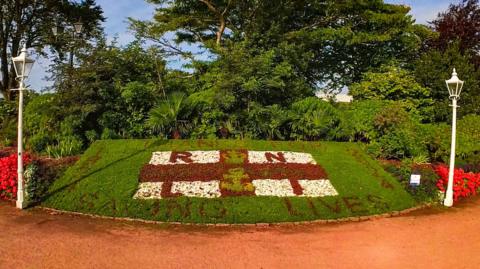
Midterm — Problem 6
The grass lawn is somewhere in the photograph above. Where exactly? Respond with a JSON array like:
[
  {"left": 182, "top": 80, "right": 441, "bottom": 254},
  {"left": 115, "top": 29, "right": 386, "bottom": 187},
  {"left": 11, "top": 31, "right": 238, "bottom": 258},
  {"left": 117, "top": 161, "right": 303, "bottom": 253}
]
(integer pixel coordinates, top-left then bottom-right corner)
[{"left": 42, "top": 139, "right": 416, "bottom": 224}]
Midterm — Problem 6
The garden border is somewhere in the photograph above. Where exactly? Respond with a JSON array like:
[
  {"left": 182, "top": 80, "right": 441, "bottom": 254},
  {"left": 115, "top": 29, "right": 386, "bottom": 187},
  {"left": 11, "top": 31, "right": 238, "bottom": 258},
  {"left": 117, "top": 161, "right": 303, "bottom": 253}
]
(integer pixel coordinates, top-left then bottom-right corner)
[{"left": 36, "top": 203, "right": 433, "bottom": 227}]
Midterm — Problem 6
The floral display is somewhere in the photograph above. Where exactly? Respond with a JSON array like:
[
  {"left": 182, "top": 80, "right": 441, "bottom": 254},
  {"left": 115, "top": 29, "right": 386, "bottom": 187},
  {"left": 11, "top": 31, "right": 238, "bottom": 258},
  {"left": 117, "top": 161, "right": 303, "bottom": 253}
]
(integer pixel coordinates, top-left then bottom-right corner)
[
  {"left": 436, "top": 165, "right": 480, "bottom": 202},
  {"left": 0, "top": 153, "right": 31, "bottom": 200},
  {"left": 134, "top": 150, "right": 338, "bottom": 199}
]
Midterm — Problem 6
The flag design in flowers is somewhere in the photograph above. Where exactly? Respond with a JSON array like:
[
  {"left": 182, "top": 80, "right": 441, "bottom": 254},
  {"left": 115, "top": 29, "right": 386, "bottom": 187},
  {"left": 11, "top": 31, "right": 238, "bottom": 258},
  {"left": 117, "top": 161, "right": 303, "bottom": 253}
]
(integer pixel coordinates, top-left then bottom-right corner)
[{"left": 134, "top": 150, "right": 338, "bottom": 199}]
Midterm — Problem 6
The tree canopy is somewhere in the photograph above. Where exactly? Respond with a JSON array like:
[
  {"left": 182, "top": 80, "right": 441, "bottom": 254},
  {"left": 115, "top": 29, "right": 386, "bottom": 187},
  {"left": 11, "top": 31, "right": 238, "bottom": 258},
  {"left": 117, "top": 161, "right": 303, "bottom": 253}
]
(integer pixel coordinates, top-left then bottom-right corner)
[
  {"left": 0, "top": 0, "right": 104, "bottom": 100},
  {"left": 2, "top": 0, "right": 480, "bottom": 163},
  {"left": 131, "top": 0, "right": 427, "bottom": 94}
]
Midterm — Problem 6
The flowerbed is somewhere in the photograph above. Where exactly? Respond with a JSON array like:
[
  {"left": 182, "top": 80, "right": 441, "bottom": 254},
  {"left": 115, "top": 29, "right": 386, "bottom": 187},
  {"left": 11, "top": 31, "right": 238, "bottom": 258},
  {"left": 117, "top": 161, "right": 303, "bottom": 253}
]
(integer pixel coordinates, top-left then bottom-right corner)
[
  {"left": 0, "top": 151, "right": 77, "bottom": 202},
  {"left": 42, "top": 140, "right": 416, "bottom": 224},
  {"left": 436, "top": 165, "right": 480, "bottom": 202},
  {"left": 382, "top": 160, "right": 480, "bottom": 204},
  {"left": 135, "top": 150, "right": 337, "bottom": 199},
  {"left": 0, "top": 153, "right": 31, "bottom": 200}
]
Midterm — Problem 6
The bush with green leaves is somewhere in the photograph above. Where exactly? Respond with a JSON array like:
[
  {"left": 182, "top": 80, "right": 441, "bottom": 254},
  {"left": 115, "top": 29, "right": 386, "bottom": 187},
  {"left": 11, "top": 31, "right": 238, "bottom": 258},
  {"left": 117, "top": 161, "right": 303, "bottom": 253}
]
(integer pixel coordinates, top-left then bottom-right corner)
[
  {"left": 0, "top": 99, "right": 17, "bottom": 146},
  {"left": 289, "top": 97, "right": 341, "bottom": 141},
  {"left": 245, "top": 103, "right": 288, "bottom": 140},
  {"left": 24, "top": 163, "right": 42, "bottom": 203},
  {"left": 369, "top": 103, "right": 428, "bottom": 160},
  {"left": 336, "top": 100, "right": 392, "bottom": 142},
  {"left": 382, "top": 160, "right": 440, "bottom": 203},
  {"left": 349, "top": 65, "right": 433, "bottom": 121},
  {"left": 147, "top": 92, "right": 192, "bottom": 139},
  {"left": 424, "top": 114, "right": 480, "bottom": 163},
  {"left": 190, "top": 110, "right": 233, "bottom": 139},
  {"left": 337, "top": 101, "right": 429, "bottom": 160}
]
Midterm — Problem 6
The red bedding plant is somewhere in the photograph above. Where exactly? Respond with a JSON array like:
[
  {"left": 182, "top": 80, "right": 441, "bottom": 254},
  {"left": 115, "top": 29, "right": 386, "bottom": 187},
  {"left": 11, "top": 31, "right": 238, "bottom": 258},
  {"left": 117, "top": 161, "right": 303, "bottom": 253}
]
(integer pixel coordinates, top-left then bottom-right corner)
[
  {"left": 139, "top": 163, "right": 327, "bottom": 182},
  {"left": 436, "top": 165, "right": 480, "bottom": 202},
  {"left": 0, "top": 153, "right": 31, "bottom": 200}
]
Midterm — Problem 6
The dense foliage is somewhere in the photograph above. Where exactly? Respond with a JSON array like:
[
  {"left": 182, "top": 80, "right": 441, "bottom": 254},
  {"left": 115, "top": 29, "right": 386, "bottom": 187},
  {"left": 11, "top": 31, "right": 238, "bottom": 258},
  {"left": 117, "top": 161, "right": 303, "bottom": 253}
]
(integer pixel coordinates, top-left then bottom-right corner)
[
  {"left": 430, "top": 0, "right": 480, "bottom": 66},
  {"left": 0, "top": 0, "right": 479, "bottom": 166},
  {"left": 0, "top": 0, "right": 104, "bottom": 100}
]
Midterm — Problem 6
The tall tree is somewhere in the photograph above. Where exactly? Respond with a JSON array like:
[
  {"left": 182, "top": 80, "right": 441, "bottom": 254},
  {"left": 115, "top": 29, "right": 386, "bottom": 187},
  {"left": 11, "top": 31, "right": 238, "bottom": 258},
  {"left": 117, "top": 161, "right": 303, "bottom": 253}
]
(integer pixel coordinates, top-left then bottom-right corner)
[
  {"left": 0, "top": 0, "right": 104, "bottom": 101},
  {"left": 414, "top": 44, "right": 480, "bottom": 122},
  {"left": 430, "top": 0, "right": 480, "bottom": 55},
  {"left": 131, "top": 0, "right": 426, "bottom": 94}
]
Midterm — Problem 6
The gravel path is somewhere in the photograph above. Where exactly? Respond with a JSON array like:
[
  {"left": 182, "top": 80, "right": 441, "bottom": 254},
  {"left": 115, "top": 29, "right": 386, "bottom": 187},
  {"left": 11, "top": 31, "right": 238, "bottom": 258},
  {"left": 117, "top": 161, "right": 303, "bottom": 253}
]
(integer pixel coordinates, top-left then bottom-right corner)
[{"left": 0, "top": 198, "right": 479, "bottom": 269}]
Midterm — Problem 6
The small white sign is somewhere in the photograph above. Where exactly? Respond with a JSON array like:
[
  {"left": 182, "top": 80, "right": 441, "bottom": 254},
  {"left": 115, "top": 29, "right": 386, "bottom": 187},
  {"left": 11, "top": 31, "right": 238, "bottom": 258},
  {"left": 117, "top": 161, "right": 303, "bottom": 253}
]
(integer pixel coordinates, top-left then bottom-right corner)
[{"left": 410, "top": 174, "right": 421, "bottom": 186}]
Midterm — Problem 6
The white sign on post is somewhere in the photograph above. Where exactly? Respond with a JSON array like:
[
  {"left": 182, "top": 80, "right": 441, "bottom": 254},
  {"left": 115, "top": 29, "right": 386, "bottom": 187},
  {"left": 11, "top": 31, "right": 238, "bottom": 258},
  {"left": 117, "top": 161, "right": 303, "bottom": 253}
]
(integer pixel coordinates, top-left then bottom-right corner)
[{"left": 410, "top": 174, "right": 421, "bottom": 186}]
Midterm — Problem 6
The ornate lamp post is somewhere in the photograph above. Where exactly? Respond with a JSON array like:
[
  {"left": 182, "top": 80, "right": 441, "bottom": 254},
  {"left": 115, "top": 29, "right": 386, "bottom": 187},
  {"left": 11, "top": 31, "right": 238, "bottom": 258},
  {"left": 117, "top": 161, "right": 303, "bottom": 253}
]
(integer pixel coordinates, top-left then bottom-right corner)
[
  {"left": 12, "top": 45, "right": 35, "bottom": 209},
  {"left": 443, "top": 68, "right": 464, "bottom": 207}
]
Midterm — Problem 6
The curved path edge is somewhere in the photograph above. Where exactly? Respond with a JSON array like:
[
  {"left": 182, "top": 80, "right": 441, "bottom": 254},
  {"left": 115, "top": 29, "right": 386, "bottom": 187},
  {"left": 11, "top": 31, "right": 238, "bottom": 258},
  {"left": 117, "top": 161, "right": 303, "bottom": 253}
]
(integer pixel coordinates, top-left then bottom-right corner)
[{"left": 37, "top": 203, "right": 433, "bottom": 227}]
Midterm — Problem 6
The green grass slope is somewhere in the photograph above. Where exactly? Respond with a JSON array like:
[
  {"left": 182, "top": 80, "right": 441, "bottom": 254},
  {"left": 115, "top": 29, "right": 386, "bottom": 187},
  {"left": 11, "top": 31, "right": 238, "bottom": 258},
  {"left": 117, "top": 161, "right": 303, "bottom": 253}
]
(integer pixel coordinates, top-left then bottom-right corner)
[{"left": 42, "top": 139, "right": 416, "bottom": 223}]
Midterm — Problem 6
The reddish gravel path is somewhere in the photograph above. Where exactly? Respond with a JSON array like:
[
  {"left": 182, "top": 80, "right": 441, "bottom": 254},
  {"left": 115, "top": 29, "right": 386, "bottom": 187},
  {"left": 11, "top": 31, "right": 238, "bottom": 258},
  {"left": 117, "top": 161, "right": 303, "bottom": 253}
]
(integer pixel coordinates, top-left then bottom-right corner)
[{"left": 0, "top": 198, "right": 479, "bottom": 269}]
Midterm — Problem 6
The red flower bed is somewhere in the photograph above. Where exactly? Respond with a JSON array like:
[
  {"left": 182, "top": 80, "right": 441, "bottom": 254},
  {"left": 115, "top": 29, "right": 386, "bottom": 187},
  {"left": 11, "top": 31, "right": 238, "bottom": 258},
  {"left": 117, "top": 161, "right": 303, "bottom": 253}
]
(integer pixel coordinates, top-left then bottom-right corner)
[
  {"left": 436, "top": 165, "right": 480, "bottom": 202},
  {"left": 0, "top": 153, "right": 31, "bottom": 200},
  {"left": 139, "top": 163, "right": 328, "bottom": 182}
]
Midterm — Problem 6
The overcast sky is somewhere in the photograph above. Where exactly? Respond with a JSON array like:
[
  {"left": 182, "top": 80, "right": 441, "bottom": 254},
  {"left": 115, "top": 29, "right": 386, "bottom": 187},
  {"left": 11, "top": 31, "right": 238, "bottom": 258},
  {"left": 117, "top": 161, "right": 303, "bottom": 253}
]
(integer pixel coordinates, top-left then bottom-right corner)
[{"left": 27, "top": 0, "right": 457, "bottom": 91}]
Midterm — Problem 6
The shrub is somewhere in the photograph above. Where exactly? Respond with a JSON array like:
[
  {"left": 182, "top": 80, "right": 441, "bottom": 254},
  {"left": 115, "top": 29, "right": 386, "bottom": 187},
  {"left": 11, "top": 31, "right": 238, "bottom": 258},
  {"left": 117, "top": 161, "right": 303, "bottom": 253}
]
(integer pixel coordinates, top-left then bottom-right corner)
[
  {"left": 289, "top": 97, "right": 341, "bottom": 140},
  {"left": 370, "top": 105, "right": 429, "bottom": 160},
  {"left": 321, "top": 100, "right": 431, "bottom": 160},
  {"left": 382, "top": 160, "right": 440, "bottom": 202},
  {"left": 436, "top": 165, "right": 480, "bottom": 202},
  {"left": 190, "top": 110, "right": 227, "bottom": 139},
  {"left": 424, "top": 114, "right": 480, "bottom": 163},
  {"left": 246, "top": 104, "right": 289, "bottom": 140},
  {"left": 336, "top": 100, "right": 392, "bottom": 142},
  {"left": 349, "top": 65, "right": 433, "bottom": 121},
  {"left": 28, "top": 133, "right": 53, "bottom": 153},
  {"left": 45, "top": 136, "right": 83, "bottom": 158},
  {"left": 85, "top": 130, "right": 99, "bottom": 143},
  {"left": 24, "top": 163, "right": 41, "bottom": 202}
]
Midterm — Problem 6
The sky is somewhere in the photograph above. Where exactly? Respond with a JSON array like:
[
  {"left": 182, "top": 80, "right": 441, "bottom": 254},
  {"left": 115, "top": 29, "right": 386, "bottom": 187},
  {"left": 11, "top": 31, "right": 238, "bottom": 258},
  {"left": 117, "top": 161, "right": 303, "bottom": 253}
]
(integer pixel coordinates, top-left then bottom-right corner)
[{"left": 27, "top": 0, "right": 457, "bottom": 91}]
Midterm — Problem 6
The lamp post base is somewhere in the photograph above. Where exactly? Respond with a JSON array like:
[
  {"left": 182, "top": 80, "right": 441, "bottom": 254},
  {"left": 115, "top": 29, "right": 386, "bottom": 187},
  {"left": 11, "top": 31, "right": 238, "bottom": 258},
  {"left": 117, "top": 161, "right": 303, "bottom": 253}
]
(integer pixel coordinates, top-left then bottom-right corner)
[
  {"left": 443, "top": 196, "right": 453, "bottom": 207},
  {"left": 16, "top": 199, "right": 26, "bottom": 209}
]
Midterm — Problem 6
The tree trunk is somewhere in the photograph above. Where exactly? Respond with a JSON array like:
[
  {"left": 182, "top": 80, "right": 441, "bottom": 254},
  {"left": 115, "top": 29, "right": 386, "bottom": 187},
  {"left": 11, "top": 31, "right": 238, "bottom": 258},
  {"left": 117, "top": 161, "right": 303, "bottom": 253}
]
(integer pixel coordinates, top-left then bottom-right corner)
[
  {"left": 216, "top": 16, "right": 226, "bottom": 46},
  {"left": 199, "top": 0, "right": 232, "bottom": 46}
]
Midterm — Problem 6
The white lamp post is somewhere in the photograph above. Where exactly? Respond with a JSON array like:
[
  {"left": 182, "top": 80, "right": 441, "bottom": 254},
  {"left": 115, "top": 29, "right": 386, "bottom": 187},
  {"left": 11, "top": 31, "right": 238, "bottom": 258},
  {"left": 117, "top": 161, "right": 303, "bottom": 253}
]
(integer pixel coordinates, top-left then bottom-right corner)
[
  {"left": 12, "top": 44, "right": 35, "bottom": 209},
  {"left": 443, "top": 68, "right": 464, "bottom": 207}
]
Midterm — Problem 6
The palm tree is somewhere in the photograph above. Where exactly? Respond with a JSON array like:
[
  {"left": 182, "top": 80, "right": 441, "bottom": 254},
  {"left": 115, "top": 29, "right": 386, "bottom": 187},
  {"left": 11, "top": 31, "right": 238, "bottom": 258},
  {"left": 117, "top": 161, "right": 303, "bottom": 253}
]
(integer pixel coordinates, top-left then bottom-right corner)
[{"left": 147, "top": 92, "right": 190, "bottom": 139}]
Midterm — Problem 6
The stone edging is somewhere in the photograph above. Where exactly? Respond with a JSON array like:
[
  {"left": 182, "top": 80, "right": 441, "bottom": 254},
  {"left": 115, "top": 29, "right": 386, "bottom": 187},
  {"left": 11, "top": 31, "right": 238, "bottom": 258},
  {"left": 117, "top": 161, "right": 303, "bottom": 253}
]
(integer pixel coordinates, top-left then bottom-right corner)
[{"left": 36, "top": 203, "right": 433, "bottom": 227}]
